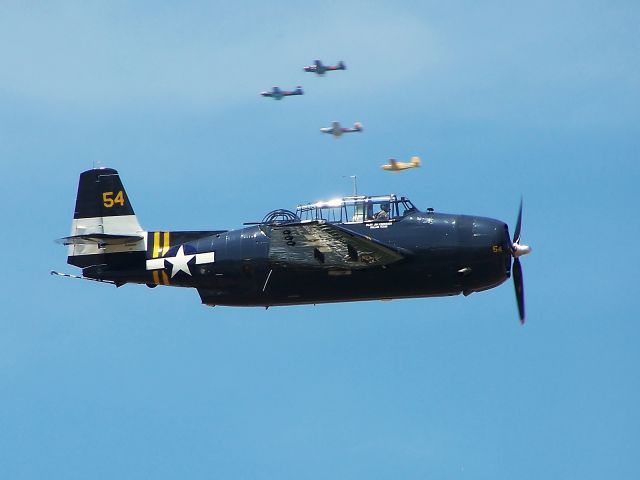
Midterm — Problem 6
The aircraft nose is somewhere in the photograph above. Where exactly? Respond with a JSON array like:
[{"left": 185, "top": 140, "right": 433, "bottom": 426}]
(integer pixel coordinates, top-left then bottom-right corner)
[{"left": 472, "top": 217, "right": 511, "bottom": 253}]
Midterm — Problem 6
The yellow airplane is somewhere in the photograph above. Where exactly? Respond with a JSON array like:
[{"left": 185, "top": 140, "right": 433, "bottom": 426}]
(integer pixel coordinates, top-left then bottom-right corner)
[{"left": 381, "top": 156, "right": 421, "bottom": 171}]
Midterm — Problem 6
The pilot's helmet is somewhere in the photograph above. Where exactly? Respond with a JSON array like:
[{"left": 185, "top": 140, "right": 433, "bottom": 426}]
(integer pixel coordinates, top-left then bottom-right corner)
[{"left": 381, "top": 203, "right": 390, "bottom": 212}]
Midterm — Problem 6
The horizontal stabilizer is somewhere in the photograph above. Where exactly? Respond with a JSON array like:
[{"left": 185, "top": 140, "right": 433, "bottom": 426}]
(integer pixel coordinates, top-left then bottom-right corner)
[
  {"left": 56, "top": 233, "right": 144, "bottom": 246},
  {"left": 50, "top": 270, "right": 117, "bottom": 285}
]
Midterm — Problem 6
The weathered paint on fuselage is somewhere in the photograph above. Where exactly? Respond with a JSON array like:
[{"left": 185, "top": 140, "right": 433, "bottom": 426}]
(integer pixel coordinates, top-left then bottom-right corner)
[{"left": 90, "top": 211, "right": 513, "bottom": 307}]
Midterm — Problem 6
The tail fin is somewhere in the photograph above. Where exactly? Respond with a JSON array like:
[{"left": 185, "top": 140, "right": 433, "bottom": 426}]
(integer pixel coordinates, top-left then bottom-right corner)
[
  {"left": 338, "top": 61, "right": 346, "bottom": 70},
  {"left": 64, "top": 168, "right": 146, "bottom": 269},
  {"left": 411, "top": 156, "right": 421, "bottom": 167},
  {"left": 73, "top": 168, "right": 139, "bottom": 223}
]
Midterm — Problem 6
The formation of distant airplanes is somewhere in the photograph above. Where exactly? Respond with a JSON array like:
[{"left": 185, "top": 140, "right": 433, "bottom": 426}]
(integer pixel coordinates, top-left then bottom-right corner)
[
  {"left": 259, "top": 60, "right": 419, "bottom": 170},
  {"left": 261, "top": 61, "right": 361, "bottom": 138}
]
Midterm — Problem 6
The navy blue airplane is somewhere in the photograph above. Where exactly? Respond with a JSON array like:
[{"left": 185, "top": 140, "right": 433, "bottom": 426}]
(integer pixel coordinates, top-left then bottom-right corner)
[
  {"left": 54, "top": 168, "right": 532, "bottom": 323},
  {"left": 260, "top": 85, "right": 303, "bottom": 100},
  {"left": 303, "top": 60, "right": 346, "bottom": 75}
]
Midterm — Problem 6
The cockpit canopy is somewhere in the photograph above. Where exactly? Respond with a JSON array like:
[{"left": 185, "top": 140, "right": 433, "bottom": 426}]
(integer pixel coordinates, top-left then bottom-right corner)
[{"left": 296, "top": 195, "right": 417, "bottom": 224}]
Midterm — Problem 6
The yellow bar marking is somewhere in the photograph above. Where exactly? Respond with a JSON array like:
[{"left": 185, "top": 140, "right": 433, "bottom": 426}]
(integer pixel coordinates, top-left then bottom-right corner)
[
  {"left": 152, "top": 271, "right": 160, "bottom": 285},
  {"left": 152, "top": 231, "right": 160, "bottom": 258},
  {"left": 162, "top": 231, "right": 170, "bottom": 256},
  {"left": 161, "top": 271, "right": 170, "bottom": 285}
]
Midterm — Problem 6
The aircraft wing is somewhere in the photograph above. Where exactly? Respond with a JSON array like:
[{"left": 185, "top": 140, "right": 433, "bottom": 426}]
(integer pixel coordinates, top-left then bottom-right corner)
[{"left": 263, "top": 221, "right": 404, "bottom": 269}]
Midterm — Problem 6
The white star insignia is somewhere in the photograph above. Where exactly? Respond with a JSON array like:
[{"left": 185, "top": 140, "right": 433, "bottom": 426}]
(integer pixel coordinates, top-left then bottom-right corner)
[{"left": 165, "top": 245, "right": 195, "bottom": 277}]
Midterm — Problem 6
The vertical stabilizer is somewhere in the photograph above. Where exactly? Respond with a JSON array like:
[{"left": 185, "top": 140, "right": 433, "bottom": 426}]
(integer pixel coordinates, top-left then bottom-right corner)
[{"left": 67, "top": 168, "right": 146, "bottom": 269}]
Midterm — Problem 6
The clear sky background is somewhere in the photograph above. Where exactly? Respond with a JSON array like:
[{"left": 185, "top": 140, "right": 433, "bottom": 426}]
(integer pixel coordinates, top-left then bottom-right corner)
[{"left": 1, "top": 1, "right": 639, "bottom": 478}]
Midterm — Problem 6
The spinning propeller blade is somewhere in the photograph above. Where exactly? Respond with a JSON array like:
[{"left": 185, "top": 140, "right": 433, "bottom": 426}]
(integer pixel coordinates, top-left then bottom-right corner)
[
  {"left": 511, "top": 199, "right": 530, "bottom": 324},
  {"left": 513, "top": 198, "right": 523, "bottom": 245},
  {"left": 513, "top": 258, "right": 525, "bottom": 324}
]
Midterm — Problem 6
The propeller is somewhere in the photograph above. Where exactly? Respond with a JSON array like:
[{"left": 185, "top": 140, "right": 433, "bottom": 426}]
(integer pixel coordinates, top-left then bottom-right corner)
[{"left": 511, "top": 199, "right": 531, "bottom": 324}]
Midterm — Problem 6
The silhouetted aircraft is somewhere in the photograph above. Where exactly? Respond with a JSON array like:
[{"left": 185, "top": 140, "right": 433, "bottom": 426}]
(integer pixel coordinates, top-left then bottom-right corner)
[
  {"left": 320, "top": 121, "right": 363, "bottom": 137},
  {"left": 303, "top": 60, "right": 346, "bottom": 75},
  {"left": 260, "top": 86, "right": 303, "bottom": 100},
  {"left": 54, "top": 168, "right": 532, "bottom": 323},
  {"left": 382, "top": 156, "right": 421, "bottom": 171}
]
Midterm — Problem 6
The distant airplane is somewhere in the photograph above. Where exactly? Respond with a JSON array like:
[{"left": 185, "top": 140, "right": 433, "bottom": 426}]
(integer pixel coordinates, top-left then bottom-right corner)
[
  {"left": 320, "top": 121, "right": 363, "bottom": 137},
  {"left": 382, "top": 156, "right": 421, "bottom": 172},
  {"left": 304, "top": 60, "right": 346, "bottom": 75},
  {"left": 260, "top": 86, "right": 303, "bottom": 100}
]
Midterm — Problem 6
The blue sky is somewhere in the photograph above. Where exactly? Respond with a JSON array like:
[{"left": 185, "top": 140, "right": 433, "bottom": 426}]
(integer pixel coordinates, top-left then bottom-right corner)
[{"left": 1, "top": 1, "right": 639, "bottom": 478}]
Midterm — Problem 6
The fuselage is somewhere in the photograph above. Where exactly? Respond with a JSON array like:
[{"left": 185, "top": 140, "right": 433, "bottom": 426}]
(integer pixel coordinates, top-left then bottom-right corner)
[
  {"left": 84, "top": 210, "right": 513, "bottom": 307},
  {"left": 382, "top": 163, "right": 417, "bottom": 171},
  {"left": 321, "top": 126, "right": 343, "bottom": 136},
  {"left": 304, "top": 60, "right": 345, "bottom": 75},
  {"left": 321, "top": 123, "right": 361, "bottom": 137}
]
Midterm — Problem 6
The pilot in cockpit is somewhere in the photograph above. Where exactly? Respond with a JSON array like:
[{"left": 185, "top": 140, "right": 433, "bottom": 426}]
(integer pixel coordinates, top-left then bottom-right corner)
[{"left": 374, "top": 203, "right": 390, "bottom": 220}]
